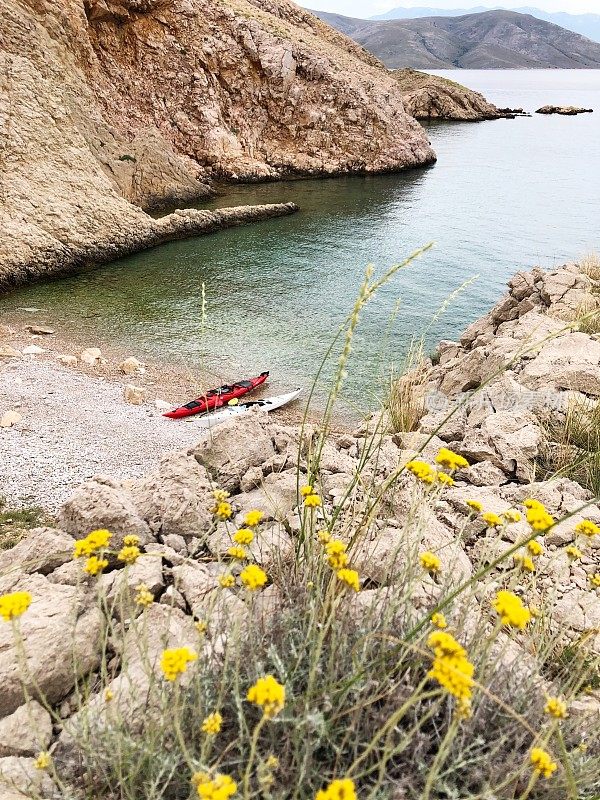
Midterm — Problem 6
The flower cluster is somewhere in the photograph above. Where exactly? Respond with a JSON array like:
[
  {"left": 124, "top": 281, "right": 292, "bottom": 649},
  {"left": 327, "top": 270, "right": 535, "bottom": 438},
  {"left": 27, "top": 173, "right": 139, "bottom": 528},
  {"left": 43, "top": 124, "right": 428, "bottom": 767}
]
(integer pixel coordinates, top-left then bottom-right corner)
[
  {"left": 524, "top": 499, "right": 554, "bottom": 531},
  {"left": 431, "top": 612, "right": 447, "bottom": 629},
  {"left": 493, "top": 590, "right": 531, "bottom": 629},
  {"left": 160, "top": 646, "right": 198, "bottom": 681},
  {"left": 227, "top": 546, "right": 247, "bottom": 561},
  {"left": 0, "top": 591, "right": 32, "bottom": 622},
  {"left": 233, "top": 528, "right": 254, "bottom": 545},
  {"left": 195, "top": 772, "right": 237, "bottom": 799},
  {"left": 244, "top": 510, "right": 263, "bottom": 527},
  {"left": 315, "top": 778, "right": 356, "bottom": 800},
  {"left": 83, "top": 556, "right": 108, "bottom": 576},
  {"left": 202, "top": 712, "right": 223, "bottom": 735},
  {"left": 247, "top": 674, "right": 285, "bottom": 718},
  {"left": 435, "top": 447, "right": 469, "bottom": 472},
  {"left": 530, "top": 747, "right": 557, "bottom": 778},
  {"left": 427, "top": 631, "right": 474, "bottom": 717},
  {"left": 118, "top": 545, "right": 141, "bottom": 564},
  {"left": 73, "top": 528, "right": 112, "bottom": 558},
  {"left": 514, "top": 554, "right": 535, "bottom": 573},
  {"left": 406, "top": 460, "right": 436, "bottom": 485},
  {"left": 544, "top": 696, "right": 568, "bottom": 719},
  {"left": 135, "top": 583, "right": 154, "bottom": 607},
  {"left": 481, "top": 512, "right": 502, "bottom": 528},
  {"left": 211, "top": 489, "right": 233, "bottom": 520},
  {"left": 325, "top": 540, "right": 348, "bottom": 570},
  {"left": 240, "top": 564, "right": 268, "bottom": 592},
  {"left": 336, "top": 568, "right": 360, "bottom": 592},
  {"left": 420, "top": 551, "right": 441, "bottom": 575},
  {"left": 575, "top": 519, "right": 600, "bottom": 538},
  {"left": 466, "top": 499, "right": 483, "bottom": 512}
]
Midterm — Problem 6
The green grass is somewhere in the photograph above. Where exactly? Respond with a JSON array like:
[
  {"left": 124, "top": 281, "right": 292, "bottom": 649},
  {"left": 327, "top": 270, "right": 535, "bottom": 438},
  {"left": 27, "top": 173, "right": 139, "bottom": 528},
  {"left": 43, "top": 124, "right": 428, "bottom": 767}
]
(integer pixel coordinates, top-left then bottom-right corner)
[{"left": 0, "top": 496, "right": 54, "bottom": 549}]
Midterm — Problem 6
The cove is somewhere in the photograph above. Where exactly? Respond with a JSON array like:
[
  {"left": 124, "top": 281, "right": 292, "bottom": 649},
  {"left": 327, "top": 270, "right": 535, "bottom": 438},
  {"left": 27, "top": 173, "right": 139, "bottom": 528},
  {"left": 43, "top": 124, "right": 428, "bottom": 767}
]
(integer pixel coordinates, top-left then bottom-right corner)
[{"left": 1, "top": 70, "right": 599, "bottom": 410}]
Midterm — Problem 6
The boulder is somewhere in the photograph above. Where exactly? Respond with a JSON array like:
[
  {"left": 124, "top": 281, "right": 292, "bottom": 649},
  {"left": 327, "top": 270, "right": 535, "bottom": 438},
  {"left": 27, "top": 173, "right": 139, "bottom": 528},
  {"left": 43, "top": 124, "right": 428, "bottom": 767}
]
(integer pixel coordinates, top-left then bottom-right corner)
[
  {"left": 0, "top": 527, "right": 75, "bottom": 576},
  {"left": 130, "top": 451, "right": 213, "bottom": 538},
  {"left": 22, "top": 345, "right": 45, "bottom": 355},
  {"left": 233, "top": 470, "right": 300, "bottom": 522},
  {"left": 105, "top": 553, "right": 164, "bottom": 617},
  {"left": 59, "top": 476, "right": 152, "bottom": 547},
  {"left": 192, "top": 412, "right": 275, "bottom": 491},
  {"left": 0, "top": 702, "right": 52, "bottom": 757},
  {"left": 0, "top": 756, "right": 54, "bottom": 798},
  {"left": 56, "top": 354, "right": 78, "bottom": 367},
  {"left": 0, "top": 411, "right": 22, "bottom": 428},
  {"left": 119, "top": 357, "right": 145, "bottom": 375},
  {"left": 0, "top": 347, "right": 21, "bottom": 359},
  {"left": 172, "top": 563, "right": 248, "bottom": 633},
  {"left": 123, "top": 384, "right": 146, "bottom": 405},
  {"left": 80, "top": 347, "right": 104, "bottom": 365},
  {"left": 0, "top": 574, "right": 102, "bottom": 716},
  {"left": 551, "top": 589, "right": 600, "bottom": 635}
]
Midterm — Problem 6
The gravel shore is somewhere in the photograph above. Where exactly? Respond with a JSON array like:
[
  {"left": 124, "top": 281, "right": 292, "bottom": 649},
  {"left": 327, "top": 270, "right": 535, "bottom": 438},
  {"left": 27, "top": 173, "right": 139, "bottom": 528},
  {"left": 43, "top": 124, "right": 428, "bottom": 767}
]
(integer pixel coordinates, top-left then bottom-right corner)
[{"left": 0, "top": 315, "right": 317, "bottom": 511}]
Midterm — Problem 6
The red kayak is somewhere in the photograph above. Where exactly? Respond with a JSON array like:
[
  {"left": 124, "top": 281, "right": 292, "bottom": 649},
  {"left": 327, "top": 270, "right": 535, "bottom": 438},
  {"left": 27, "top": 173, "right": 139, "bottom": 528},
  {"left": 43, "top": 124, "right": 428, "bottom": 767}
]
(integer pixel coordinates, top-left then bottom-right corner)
[{"left": 163, "top": 372, "right": 269, "bottom": 419}]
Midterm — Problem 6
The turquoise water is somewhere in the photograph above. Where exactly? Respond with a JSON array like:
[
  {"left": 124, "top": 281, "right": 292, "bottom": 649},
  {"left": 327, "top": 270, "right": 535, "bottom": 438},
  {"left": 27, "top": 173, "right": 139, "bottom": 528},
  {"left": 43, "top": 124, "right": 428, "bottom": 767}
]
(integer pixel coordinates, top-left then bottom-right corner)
[{"left": 2, "top": 70, "right": 599, "bottom": 408}]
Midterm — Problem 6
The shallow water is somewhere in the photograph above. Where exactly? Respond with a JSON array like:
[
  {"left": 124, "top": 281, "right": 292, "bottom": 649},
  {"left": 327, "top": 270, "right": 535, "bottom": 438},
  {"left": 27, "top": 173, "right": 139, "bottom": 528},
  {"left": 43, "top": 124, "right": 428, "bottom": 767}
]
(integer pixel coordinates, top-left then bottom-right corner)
[{"left": 2, "top": 70, "right": 599, "bottom": 410}]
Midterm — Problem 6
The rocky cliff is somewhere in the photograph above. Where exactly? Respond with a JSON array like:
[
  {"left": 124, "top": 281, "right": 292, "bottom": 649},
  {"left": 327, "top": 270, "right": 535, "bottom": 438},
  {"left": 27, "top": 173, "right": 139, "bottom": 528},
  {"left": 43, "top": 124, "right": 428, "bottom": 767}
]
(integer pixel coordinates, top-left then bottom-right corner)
[{"left": 0, "top": 0, "right": 435, "bottom": 290}]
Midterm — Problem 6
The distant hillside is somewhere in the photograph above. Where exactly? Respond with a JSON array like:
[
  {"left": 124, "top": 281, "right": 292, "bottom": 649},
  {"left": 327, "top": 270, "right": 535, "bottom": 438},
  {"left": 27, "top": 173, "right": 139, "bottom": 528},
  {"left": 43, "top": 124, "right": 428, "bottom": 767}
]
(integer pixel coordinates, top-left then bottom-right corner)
[
  {"left": 370, "top": 6, "right": 600, "bottom": 44},
  {"left": 311, "top": 9, "right": 600, "bottom": 69}
]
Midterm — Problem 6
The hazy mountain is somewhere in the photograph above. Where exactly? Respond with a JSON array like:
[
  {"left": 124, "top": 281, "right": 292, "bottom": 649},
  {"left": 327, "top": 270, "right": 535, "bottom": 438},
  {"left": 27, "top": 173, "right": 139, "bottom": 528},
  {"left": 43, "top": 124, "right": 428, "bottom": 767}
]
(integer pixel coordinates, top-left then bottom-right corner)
[
  {"left": 312, "top": 9, "right": 600, "bottom": 69},
  {"left": 371, "top": 6, "right": 600, "bottom": 43}
]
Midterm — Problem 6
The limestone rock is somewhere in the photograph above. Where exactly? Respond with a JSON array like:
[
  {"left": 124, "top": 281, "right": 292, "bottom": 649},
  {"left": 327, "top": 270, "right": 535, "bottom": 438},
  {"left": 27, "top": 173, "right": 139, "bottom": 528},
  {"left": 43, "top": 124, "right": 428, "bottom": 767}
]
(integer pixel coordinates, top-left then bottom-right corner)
[
  {"left": 233, "top": 470, "right": 300, "bottom": 522},
  {"left": 56, "top": 354, "right": 78, "bottom": 367},
  {"left": 119, "top": 357, "right": 145, "bottom": 375},
  {"left": 21, "top": 345, "right": 45, "bottom": 355},
  {"left": 0, "top": 755, "right": 54, "bottom": 798},
  {"left": 25, "top": 325, "right": 54, "bottom": 335},
  {"left": 0, "top": 411, "right": 22, "bottom": 428},
  {"left": 0, "top": 527, "right": 75, "bottom": 576},
  {"left": 536, "top": 105, "right": 593, "bottom": 115},
  {"left": 130, "top": 451, "right": 213, "bottom": 538},
  {"left": 59, "top": 476, "right": 152, "bottom": 547},
  {"left": 192, "top": 413, "right": 275, "bottom": 491},
  {"left": 105, "top": 554, "right": 164, "bottom": 616},
  {"left": 0, "top": 702, "right": 52, "bottom": 758},
  {"left": 551, "top": 589, "right": 600, "bottom": 634},
  {"left": 0, "top": 574, "right": 102, "bottom": 716},
  {"left": 80, "top": 348, "right": 103, "bottom": 365},
  {"left": 123, "top": 384, "right": 146, "bottom": 405},
  {"left": 0, "top": 347, "right": 21, "bottom": 359},
  {"left": 394, "top": 68, "right": 503, "bottom": 121}
]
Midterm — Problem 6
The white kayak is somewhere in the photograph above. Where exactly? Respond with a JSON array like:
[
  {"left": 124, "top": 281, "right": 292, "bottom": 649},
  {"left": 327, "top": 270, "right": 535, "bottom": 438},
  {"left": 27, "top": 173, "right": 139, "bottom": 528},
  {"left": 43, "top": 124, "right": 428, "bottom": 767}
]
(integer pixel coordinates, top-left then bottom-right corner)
[{"left": 190, "top": 388, "right": 302, "bottom": 428}]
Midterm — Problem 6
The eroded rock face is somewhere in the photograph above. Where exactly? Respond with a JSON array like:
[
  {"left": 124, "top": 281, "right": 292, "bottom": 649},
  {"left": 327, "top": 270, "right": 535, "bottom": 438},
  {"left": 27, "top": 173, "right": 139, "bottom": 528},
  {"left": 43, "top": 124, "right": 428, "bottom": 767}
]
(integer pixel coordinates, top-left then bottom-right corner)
[
  {"left": 0, "top": 0, "right": 435, "bottom": 290},
  {"left": 394, "top": 68, "right": 503, "bottom": 121}
]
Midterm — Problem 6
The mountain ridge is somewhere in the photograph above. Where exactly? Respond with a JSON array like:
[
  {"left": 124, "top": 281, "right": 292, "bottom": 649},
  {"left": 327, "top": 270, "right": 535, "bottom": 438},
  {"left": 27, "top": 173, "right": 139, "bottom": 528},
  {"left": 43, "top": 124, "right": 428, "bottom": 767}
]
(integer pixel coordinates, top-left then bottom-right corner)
[
  {"left": 369, "top": 6, "right": 600, "bottom": 44},
  {"left": 311, "top": 8, "right": 600, "bottom": 69}
]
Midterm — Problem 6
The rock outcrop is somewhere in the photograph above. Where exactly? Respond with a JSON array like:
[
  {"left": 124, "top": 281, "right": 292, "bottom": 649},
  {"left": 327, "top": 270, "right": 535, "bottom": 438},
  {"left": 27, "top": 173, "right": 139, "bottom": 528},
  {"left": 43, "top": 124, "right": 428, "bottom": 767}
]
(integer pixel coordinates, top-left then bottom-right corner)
[
  {"left": 0, "top": 0, "right": 435, "bottom": 290},
  {"left": 394, "top": 69, "right": 504, "bottom": 121},
  {"left": 536, "top": 105, "right": 594, "bottom": 115}
]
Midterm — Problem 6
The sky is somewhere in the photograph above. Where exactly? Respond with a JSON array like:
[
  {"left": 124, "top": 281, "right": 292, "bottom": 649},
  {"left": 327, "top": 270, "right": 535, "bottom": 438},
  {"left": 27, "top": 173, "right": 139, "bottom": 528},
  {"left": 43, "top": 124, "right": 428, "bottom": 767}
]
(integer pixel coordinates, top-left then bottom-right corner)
[{"left": 299, "top": 1, "right": 600, "bottom": 17}]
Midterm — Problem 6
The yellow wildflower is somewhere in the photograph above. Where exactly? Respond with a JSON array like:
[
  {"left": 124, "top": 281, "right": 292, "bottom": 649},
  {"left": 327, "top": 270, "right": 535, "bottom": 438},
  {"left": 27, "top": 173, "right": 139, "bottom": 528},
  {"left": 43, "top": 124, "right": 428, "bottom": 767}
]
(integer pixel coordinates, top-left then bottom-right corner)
[
  {"left": 514, "top": 554, "right": 535, "bottom": 573},
  {"left": 325, "top": 540, "right": 348, "bottom": 570},
  {"left": 576, "top": 519, "right": 600, "bottom": 537},
  {"left": 247, "top": 674, "right": 285, "bottom": 718},
  {"left": 315, "top": 778, "right": 357, "bottom": 800},
  {"left": 544, "top": 696, "right": 568, "bottom": 719},
  {"left": 431, "top": 612, "right": 447, "bottom": 629},
  {"left": 214, "top": 501, "right": 233, "bottom": 521},
  {"left": 526, "top": 504, "right": 554, "bottom": 531},
  {"left": 493, "top": 590, "right": 531, "bottom": 629},
  {"left": 73, "top": 528, "right": 112, "bottom": 558},
  {"left": 406, "top": 460, "right": 436, "bottom": 484},
  {"left": 336, "top": 568, "right": 360, "bottom": 592},
  {"left": 427, "top": 631, "right": 474, "bottom": 710},
  {"left": 435, "top": 447, "right": 469, "bottom": 472},
  {"left": 300, "top": 485, "right": 314, "bottom": 496},
  {"left": 134, "top": 583, "right": 154, "bottom": 607},
  {"left": 437, "top": 472, "right": 454, "bottom": 486},
  {"left": 160, "top": 646, "right": 197, "bottom": 681},
  {"left": 244, "top": 509, "right": 264, "bottom": 527},
  {"left": 265, "top": 755, "right": 279, "bottom": 769},
  {"left": 317, "top": 530, "right": 331, "bottom": 544},
  {"left": 420, "top": 551, "right": 441, "bottom": 574},
  {"left": 233, "top": 528, "right": 254, "bottom": 545},
  {"left": 466, "top": 500, "right": 483, "bottom": 513},
  {"left": 104, "top": 688, "right": 114, "bottom": 702},
  {"left": 201, "top": 711, "right": 223, "bottom": 735},
  {"left": 196, "top": 773, "right": 237, "bottom": 799},
  {"left": 0, "top": 591, "right": 32, "bottom": 622},
  {"left": 565, "top": 545, "right": 583, "bottom": 560},
  {"left": 304, "top": 493, "right": 322, "bottom": 508},
  {"left": 502, "top": 509, "right": 522, "bottom": 523},
  {"left": 219, "top": 573, "right": 235, "bottom": 588},
  {"left": 240, "top": 564, "right": 268, "bottom": 591},
  {"left": 530, "top": 747, "right": 557, "bottom": 778},
  {"left": 83, "top": 556, "right": 108, "bottom": 576},
  {"left": 195, "top": 620, "right": 208, "bottom": 635},
  {"left": 524, "top": 498, "right": 544, "bottom": 510},
  {"left": 527, "top": 539, "right": 544, "bottom": 557},
  {"left": 118, "top": 545, "right": 141, "bottom": 564},
  {"left": 591, "top": 573, "right": 600, "bottom": 588},
  {"left": 123, "top": 534, "right": 140, "bottom": 546},
  {"left": 212, "top": 489, "right": 230, "bottom": 503},
  {"left": 227, "top": 545, "right": 247, "bottom": 560},
  {"left": 481, "top": 512, "right": 502, "bottom": 528},
  {"left": 34, "top": 752, "right": 51, "bottom": 770}
]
